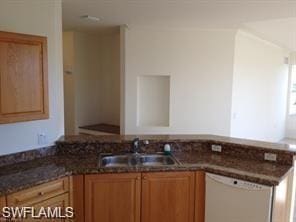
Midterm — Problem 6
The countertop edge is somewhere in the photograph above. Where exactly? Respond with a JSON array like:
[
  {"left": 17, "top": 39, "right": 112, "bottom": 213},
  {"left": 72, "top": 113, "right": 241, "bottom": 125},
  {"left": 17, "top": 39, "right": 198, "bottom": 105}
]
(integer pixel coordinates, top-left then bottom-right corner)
[{"left": 0, "top": 163, "right": 289, "bottom": 196}]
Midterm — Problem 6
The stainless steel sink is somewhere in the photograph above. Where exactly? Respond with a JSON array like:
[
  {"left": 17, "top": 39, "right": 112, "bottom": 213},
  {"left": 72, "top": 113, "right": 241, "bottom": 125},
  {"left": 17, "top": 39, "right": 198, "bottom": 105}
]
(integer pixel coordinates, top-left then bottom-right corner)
[
  {"left": 100, "top": 155, "right": 131, "bottom": 167},
  {"left": 99, "top": 153, "right": 179, "bottom": 168},
  {"left": 139, "top": 154, "right": 177, "bottom": 166}
]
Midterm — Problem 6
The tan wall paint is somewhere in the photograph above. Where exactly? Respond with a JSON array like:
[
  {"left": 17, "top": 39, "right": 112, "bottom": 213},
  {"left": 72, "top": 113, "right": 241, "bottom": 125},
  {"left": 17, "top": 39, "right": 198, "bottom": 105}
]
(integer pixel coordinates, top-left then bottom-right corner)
[
  {"left": 98, "top": 31, "right": 121, "bottom": 126},
  {"left": 63, "top": 32, "right": 76, "bottom": 135},
  {"left": 120, "top": 26, "right": 127, "bottom": 134},
  {"left": 73, "top": 32, "right": 102, "bottom": 128}
]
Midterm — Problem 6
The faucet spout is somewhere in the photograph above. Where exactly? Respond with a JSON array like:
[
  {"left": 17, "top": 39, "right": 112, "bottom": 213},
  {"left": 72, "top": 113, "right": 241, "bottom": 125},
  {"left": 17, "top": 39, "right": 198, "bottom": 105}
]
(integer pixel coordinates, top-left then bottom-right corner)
[{"left": 132, "top": 138, "right": 140, "bottom": 154}]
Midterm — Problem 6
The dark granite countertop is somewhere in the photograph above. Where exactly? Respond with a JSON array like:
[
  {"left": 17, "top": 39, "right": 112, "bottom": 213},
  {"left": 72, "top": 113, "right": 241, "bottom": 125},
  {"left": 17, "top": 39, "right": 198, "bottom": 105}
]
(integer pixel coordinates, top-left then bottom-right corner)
[
  {"left": 57, "top": 134, "right": 296, "bottom": 153},
  {"left": 0, "top": 134, "right": 295, "bottom": 196},
  {"left": 0, "top": 150, "right": 293, "bottom": 196}
]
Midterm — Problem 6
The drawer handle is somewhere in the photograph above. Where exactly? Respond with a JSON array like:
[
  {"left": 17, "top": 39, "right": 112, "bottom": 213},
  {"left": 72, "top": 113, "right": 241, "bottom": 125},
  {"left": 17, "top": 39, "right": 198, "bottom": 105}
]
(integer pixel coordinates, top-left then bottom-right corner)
[{"left": 38, "top": 191, "right": 45, "bottom": 196}]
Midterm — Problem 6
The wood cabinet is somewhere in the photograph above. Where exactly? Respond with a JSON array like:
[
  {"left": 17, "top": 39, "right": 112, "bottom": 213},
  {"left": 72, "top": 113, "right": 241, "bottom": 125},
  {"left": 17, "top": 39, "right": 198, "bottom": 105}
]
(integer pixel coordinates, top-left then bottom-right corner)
[
  {"left": 3, "top": 172, "right": 205, "bottom": 222},
  {"left": 7, "top": 177, "right": 69, "bottom": 207},
  {"left": 28, "top": 193, "right": 69, "bottom": 222},
  {"left": 6, "top": 177, "right": 70, "bottom": 221},
  {"left": 70, "top": 175, "right": 84, "bottom": 222},
  {"left": 273, "top": 167, "right": 295, "bottom": 222},
  {"left": 85, "top": 173, "right": 141, "bottom": 222},
  {"left": 195, "top": 171, "right": 205, "bottom": 222},
  {"left": 0, "top": 196, "right": 6, "bottom": 221},
  {"left": 0, "top": 196, "right": 5, "bottom": 208},
  {"left": 0, "top": 31, "right": 49, "bottom": 124},
  {"left": 141, "top": 171, "right": 195, "bottom": 222}
]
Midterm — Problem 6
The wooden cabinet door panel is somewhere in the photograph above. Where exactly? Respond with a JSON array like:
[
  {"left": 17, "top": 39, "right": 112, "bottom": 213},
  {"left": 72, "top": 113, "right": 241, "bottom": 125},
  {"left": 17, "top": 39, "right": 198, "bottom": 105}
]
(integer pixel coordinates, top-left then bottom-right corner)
[
  {"left": 25, "top": 193, "right": 70, "bottom": 222},
  {"left": 7, "top": 177, "right": 69, "bottom": 207},
  {"left": 85, "top": 173, "right": 141, "bottom": 222},
  {"left": 0, "top": 196, "right": 6, "bottom": 221},
  {"left": 272, "top": 167, "right": 294, "bottom": 222},
  {"left": 70, "top": 175, "right": 84, "bottom": 222},
  {"left": 0, "top": 42, "right": 42, "bottom": 113},
  {"left": 142, "top": 171, "right": 195, "bottom": 222},
  {"left": 195, "top": 171, "right": 205, "bottom": 222},
  {"left": 0, "top": 196, "right": 5, "bottom": 208},
  {"left": 0, "top": 31, "right": 48, "bottom": 124}
]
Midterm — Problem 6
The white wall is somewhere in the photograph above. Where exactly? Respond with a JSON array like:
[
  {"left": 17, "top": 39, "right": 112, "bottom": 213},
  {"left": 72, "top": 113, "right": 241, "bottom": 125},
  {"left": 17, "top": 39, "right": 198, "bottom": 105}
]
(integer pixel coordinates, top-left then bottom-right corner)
[
  {"left": 137, "top": 75, "right": 170, "bottom": 127},
  {"left": 286, "top": 118, "right": 296, "bottom": 139},
  {"left": 231, "top": 30, "right": 289, "bottom": 142},
  {"left": 63, "top": 30, "right": 120, "bottom": 133},
  {"left": 286, "top": 52, "right": 296, "bottom": 139},
  {"left": 123, "top": 27, "right": 236, "bottom": 135},
  {"left": 0, "top": 0, "right": 64, "bottom": 155}
]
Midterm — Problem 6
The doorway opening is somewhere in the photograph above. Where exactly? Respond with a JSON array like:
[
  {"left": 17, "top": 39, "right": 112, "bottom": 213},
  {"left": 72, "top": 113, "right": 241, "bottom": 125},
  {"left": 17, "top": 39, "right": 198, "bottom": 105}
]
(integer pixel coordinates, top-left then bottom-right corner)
[{"left": 63, "top": 27, "right": 120, "bottom": 135}]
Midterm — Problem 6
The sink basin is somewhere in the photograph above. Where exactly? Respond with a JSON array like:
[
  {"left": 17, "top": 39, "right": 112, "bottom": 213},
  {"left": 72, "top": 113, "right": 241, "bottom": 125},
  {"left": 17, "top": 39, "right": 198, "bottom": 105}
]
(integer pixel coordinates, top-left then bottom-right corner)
[
  {"left": 100, "top": 155, "right": 131, "bottom": 167},
  {"left": 139, "top": 154, "right": 177, "bottom": 166},
  {"left": 99, "top": 153, "right": 179, "bottom": 168}
]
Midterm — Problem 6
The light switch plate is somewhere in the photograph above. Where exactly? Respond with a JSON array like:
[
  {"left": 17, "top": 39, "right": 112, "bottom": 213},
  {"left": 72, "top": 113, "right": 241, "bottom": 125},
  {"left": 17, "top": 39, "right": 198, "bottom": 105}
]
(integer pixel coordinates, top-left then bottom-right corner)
[
  {"left": 264, "top": 153, "right": 277, "bottom": 162},
  {"left": 211, "top": 145, "right": 222, "bottom": 152}
]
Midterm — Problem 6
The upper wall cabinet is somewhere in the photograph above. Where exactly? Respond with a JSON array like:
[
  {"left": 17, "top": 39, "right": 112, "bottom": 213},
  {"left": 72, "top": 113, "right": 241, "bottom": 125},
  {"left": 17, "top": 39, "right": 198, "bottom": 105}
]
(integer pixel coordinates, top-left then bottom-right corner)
[{"left": 0, "top": 31, "right": 49, "bottom": 124}]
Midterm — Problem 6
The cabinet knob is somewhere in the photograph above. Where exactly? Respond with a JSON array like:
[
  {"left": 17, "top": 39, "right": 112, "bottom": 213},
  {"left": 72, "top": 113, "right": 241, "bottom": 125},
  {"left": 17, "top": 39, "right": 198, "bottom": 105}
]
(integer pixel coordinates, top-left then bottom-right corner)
[
  {"left": 38, "top": 191, "right": 44, "bottom": 196},
  {"left": 136, "top": 177, "right": 141, "bottom": 180},
  {"left": 143, "top": 176, "right": 148, "bottom": 180}
]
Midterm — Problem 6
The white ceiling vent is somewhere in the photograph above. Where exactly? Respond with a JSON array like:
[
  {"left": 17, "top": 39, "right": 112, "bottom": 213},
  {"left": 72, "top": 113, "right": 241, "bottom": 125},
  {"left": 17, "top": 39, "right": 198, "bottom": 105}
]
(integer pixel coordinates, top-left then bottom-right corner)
[{"left": 80, "top": 15, "right": 100, "bottom": 22}]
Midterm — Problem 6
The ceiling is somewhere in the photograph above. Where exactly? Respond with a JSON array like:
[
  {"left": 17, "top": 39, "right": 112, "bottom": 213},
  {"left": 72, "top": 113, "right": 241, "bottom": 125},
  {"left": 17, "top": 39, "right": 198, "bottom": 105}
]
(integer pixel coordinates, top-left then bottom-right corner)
[
  {"left": 243, "top": 18, "right": 296, "bottom": 51},
  {"left": 62, "top": 0, "right": 296, "bottom": 50}
]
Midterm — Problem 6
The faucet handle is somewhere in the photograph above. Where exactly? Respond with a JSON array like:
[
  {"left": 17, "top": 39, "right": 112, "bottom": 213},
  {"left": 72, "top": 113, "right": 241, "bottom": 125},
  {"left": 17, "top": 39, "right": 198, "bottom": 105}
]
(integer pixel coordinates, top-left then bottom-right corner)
[
  {"left": 143, "top": 140, "right": 149, "bottom": 145},
  {"left": 131, "top": 138, "right": 149, "bottom": 153},
  {"left": 133, "top": 138, "right": 140, "bottom": 145}
]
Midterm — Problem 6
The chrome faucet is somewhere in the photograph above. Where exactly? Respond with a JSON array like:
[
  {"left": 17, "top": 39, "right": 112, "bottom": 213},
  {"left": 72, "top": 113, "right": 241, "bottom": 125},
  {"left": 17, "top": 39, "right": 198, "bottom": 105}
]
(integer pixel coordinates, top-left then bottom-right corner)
[
  {"left": 132, "top": 138, "right": 140, "bottom": 154},
  {"left": 131, "top": 138, "right": 149, "bottom": 154}
]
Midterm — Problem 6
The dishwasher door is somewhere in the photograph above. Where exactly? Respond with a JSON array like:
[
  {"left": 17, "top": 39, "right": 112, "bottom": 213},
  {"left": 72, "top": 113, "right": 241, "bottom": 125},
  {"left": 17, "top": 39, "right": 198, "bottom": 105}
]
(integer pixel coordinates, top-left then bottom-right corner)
[{"left": 205, "top": 173, "right": 273, "bottom": 222}]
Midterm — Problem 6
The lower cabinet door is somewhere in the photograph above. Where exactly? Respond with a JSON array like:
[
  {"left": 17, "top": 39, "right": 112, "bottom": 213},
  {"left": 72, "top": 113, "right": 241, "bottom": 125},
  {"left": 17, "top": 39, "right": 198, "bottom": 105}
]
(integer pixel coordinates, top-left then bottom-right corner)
[
  {"left": 24, "top": 193, "right": 70, "bottom": 222},
  {"left": 85, "top": 173, "right": 141, "bottom": 222},
  {"left": 0, "top": 196, "right": 5, "bottom": 208},
  {"left": 0, "top": 196, "right": 6, "bottom": 221},
  {"left": 141, "top": 171, "right": 195, "bottom": 222}
]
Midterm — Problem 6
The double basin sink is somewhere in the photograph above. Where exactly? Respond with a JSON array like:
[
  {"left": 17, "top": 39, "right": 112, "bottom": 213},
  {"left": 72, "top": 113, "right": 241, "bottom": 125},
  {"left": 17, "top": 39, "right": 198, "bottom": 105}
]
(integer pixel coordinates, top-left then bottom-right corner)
[{"left": 99, "top": 153, "right": 179, "bottom": 168}]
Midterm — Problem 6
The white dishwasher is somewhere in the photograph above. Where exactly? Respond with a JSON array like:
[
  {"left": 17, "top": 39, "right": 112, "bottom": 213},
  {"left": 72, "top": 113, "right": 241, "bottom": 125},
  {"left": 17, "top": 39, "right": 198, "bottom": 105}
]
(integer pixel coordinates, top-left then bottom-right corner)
[{"left": 205, "top": 173, "right": 274, "bottom": 222}]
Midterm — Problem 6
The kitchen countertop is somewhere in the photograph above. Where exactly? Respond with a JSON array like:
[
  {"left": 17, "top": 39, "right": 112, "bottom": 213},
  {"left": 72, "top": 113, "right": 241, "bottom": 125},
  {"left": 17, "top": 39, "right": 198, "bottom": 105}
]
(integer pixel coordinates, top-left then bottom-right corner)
[
  {"left": 0, "top": 149, "right": 293, "bottom": 196},
  {"left": 58, "top": 134, "right": 296, "bottom": 152}
]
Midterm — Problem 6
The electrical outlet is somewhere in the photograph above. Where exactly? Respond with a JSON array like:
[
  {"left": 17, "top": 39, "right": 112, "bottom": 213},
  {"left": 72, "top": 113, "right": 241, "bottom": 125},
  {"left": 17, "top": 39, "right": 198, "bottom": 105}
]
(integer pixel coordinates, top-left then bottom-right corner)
[
  {"left": 211, "top": 145, "right": 222, "bottom": 152},
  {"left": 264, "top": 153, "right": 277, "bottom": 162},
  {"left": 37, "top": 133, "right": 47, "bottom": 145}
]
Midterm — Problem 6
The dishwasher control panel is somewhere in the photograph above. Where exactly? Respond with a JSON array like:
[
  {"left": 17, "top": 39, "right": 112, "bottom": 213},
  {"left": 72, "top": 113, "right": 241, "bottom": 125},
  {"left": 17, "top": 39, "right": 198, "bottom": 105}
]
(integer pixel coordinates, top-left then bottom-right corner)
[{"left": 207, "top": 173, "right": 270, "bottom": 190}]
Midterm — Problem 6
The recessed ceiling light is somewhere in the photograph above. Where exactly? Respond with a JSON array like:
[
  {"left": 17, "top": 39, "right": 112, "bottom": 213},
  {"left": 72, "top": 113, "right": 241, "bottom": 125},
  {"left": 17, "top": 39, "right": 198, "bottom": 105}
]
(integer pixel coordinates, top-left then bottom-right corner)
[{"left": 80, "top": 15, "right": 100, "bottom": 22}]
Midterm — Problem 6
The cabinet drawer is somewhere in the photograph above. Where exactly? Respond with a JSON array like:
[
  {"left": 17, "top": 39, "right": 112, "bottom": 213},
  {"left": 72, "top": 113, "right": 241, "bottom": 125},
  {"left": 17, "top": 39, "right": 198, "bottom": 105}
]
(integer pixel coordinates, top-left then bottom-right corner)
[
  {"left": 7, "top": 177, "right": 69, "bottom": 206},
  {"left": 30, "top": 193, "right": 70, "bottom": 222}
]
